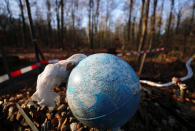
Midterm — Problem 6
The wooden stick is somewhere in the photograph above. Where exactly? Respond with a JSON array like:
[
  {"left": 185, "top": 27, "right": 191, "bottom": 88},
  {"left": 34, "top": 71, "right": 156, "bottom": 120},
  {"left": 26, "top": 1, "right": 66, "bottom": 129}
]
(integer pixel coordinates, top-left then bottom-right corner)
[
  {"left": 16, "top": 103, "right": 39, "bottom": 131},
  {"left": 138, "top": 52, "right": 147, "bottom": 75}
]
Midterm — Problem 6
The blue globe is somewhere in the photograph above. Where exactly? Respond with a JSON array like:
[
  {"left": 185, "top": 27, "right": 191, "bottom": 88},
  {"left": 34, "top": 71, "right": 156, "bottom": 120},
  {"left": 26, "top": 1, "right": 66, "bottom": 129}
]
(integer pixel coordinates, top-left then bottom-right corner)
[{"left": 67, "top": 53, "right": 141, "bottom": 128}]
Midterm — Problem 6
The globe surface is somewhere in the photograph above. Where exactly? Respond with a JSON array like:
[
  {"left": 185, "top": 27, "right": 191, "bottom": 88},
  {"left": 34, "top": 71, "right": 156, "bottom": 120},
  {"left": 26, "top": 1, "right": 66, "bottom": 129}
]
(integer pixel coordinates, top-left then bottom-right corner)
[{"left": 67, "top": 53, "right": 141, "bottom": 128}]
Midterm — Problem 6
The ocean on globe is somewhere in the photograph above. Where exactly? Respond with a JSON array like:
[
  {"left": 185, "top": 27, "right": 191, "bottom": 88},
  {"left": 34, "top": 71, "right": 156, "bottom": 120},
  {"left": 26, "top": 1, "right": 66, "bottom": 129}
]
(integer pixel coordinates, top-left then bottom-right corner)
[{"left": 66, "top": 53, "right": 141, "bottom": 128}]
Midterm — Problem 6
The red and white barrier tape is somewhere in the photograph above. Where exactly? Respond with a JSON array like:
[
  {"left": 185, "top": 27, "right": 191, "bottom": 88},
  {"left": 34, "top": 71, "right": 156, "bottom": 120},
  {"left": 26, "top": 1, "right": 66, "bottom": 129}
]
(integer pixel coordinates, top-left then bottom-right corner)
[
  {"left": 0, "top": 48, "right": 165, "bottom": 83},
  {"left": 0, "top": 59, "right": 63, "bottom": 83},
  {"left": 115, "top": 47, "right": 165, "bottom": 57}
]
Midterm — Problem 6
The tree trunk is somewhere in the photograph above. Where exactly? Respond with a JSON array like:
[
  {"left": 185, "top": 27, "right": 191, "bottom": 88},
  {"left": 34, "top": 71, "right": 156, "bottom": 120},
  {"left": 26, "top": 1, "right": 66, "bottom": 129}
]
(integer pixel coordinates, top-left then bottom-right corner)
[
  {"left": 71, "top": 0, "right": 75, "bottom": 30},
  {"left": 88, "top": 1, "right": 91, "bottom": 47},
  {"left": 71, "top": 0, "right": 79, "bottom": 48},
  {"left": 46, "top": 0, "right": 52, "bottom": 46},
  {"left": 88, "top": 0, "right": 94, "bottom": 49},
  {"left": 148, "top": 0, "right": 157, "bottom": 48},
  {"left": 157, "top": 0, "right": 165, "bottom": 37},
  {"left": 18, "top": 0, "right": 27, "bottom": 47},
  {"left": 105, "top": 1, "right": 109, "bottom": 31},
  {"left": 127, "top": 0, "right": 134, "bottom": 42},
  {"left": 25, "top": 0, "right": 41, "bottom": 65},
  {"left": 131, "top": 17, "right": 136, "bottom": 46},
  {"left": 137, "top": 0, "right": 150, "bottom": 62},
  {"left": 71, "top": 0, "right": 75, "bottom": 48},
  {"left": 165, "top": 0, "right": 174, "bottom": 44},
  {"left": 94, "top": 0, "right": 100, "bottom": 48},
  {"left": 176, "top": 8, "right": 182, "bottom": 34},
  {"left": 5, "top": 0, "right": 12, "bottom": 23},
  {"left": 60, "top": 0, "right": 64, "bottom": 49},
  {"left": 138, "top": 0, "right": 157, "bottom": 75},
  {"left": 56, "top": 0, "right": 60, "bottom": 48},
  {"left": 183, "top": 1, "right": 195, "bottom": 55},
  {"left": 157, "top": 0, "right": 164, "bottom": 37},
  {"left": 94, "top": 0, "right": 100, "bottom": 33},
  {"left": 136, "top": 0, "right": 145, "bottom": 50}
]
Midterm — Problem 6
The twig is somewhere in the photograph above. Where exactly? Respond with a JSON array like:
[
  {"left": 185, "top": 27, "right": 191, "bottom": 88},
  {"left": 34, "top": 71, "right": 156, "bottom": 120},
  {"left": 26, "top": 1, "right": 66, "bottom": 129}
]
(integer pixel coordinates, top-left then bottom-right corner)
[
  {"left": 140, "top": 55, "right": 194, "bottom": 87},
  {"left": 16, "top": 103, "right": 39, "bottom": 131},
  {"left": 172, "top": 77, "right": 187, "bottom": 102}
]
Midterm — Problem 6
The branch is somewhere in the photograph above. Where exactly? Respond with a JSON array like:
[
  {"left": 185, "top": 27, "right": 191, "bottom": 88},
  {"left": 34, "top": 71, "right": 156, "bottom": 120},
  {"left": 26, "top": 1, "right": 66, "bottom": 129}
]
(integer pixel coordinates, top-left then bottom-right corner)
[{"left": 140, "top": 55, "right": 194, "bottom": 87}]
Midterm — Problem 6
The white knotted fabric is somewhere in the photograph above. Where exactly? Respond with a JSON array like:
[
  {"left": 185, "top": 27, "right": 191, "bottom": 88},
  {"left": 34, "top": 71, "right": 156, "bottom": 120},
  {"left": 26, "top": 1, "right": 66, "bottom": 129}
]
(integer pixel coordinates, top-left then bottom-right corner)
[{"left": 31, "top": 54, "right": 87, "bottom": 107}]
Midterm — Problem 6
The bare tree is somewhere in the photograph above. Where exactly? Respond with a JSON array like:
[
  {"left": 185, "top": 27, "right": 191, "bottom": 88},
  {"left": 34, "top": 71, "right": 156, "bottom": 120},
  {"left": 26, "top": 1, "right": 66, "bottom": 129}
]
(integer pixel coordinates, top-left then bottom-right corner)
[
  {"left": 104, "top": 0, "right": 116, "bottom": 48},
  {"left": 88, "top": 0, "right": 94, "bottom": 49},
  {"left": 136, "top": 0, "right": 145, "bottom": 50},
  {"left": 137, "top": 0, "right": 150, "bottom": 62},
  {"left": 157, "top": 0, "right": 165, "bottom": 37},
  {"left": 105, "top": 0, "right": 115, "bottom": 30},
  {"left": 46, "top": 0, "right": 52, "bottom": 33},
  {"left": 25, "top": 0, "right": 41, "bottom": 64},
  {"left": 183, "top": 0, "right": 195, "bottom": 54},
  {"left": 18, "top": 0, "right": 27, "bottom": 47},
  {"left": 131, "top": 17, "right": 136, "bottom": 45},
  {"left": 188, "top": 0, "right": 195, "bottom": 35},
  {"left": 138, "top": 0, "right": 158, "bottom": 75},
  {"left": 60, "top": 0, "right": 65, "bottom": 49},
  {"left": 55, "top": 0, "right": 60, "bottom": 48},
  {"left": 105, "top": 1, "right": 109, "bottom": 31},
  {"left": 148, "top": 0, "right": 158, "bottom": 48},
  {"left": 92, "top": 0, "right": 101, "bottom": 48},
  {"left": 94, "top": 0, "right": 100, "bottom": 33},
  {"left": 127, "top": 0, "right": 134, "bottom": 42},
  {"left": 70, "top": 0, "right": 79, "bottom": 48},
  {"left": 176, "top": 7, "right": 182, "bottom": 34},
  {"left": 4, "top": 0, "right": 12, "bottom": 22},
  {"left": 4, "top": 0, "right": 15, "bottom": 45},
  {"left": 165, "top": 0, "right": 174, "bottom": 44},
  {"left": 46, "top": 0, "right": 52, "bottom": 46},
  {"left": 71, "top": 0, "right": 76, "bottom": 29}
]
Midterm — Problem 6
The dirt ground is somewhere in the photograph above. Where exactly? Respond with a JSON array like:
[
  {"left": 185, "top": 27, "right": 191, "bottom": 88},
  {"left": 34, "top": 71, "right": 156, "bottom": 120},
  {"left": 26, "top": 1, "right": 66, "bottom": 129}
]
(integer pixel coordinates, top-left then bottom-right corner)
[{"left": 0, "top": 47, "right": 194, "bottom": 131}]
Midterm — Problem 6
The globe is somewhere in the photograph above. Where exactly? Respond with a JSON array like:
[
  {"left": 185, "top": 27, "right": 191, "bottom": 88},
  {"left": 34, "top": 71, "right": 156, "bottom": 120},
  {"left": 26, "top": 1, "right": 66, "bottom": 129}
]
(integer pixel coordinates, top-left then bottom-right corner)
[{"left": 66, "top": 53, "right": 141, "bottom": 128}]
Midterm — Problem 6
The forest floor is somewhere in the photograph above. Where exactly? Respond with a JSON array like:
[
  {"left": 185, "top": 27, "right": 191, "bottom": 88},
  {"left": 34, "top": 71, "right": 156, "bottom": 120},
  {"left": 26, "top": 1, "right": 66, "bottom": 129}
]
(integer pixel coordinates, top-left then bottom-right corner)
[{"left": 0, "top": 47, "right": 195, "bottom": 131}]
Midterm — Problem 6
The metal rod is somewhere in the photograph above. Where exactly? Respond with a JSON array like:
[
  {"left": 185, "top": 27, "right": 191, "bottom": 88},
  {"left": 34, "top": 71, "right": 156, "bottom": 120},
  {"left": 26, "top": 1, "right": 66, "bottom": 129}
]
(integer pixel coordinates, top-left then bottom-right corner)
[{"left": 140, "top": 55, "right": 194, "bottom": 87}]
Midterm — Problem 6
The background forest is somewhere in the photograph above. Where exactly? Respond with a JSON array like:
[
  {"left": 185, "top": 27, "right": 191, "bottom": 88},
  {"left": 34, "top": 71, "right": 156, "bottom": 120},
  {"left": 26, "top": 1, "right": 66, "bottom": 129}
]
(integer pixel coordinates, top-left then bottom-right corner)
[{"left": 0, "top": 0, "right": 194, "bottom": 57}]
